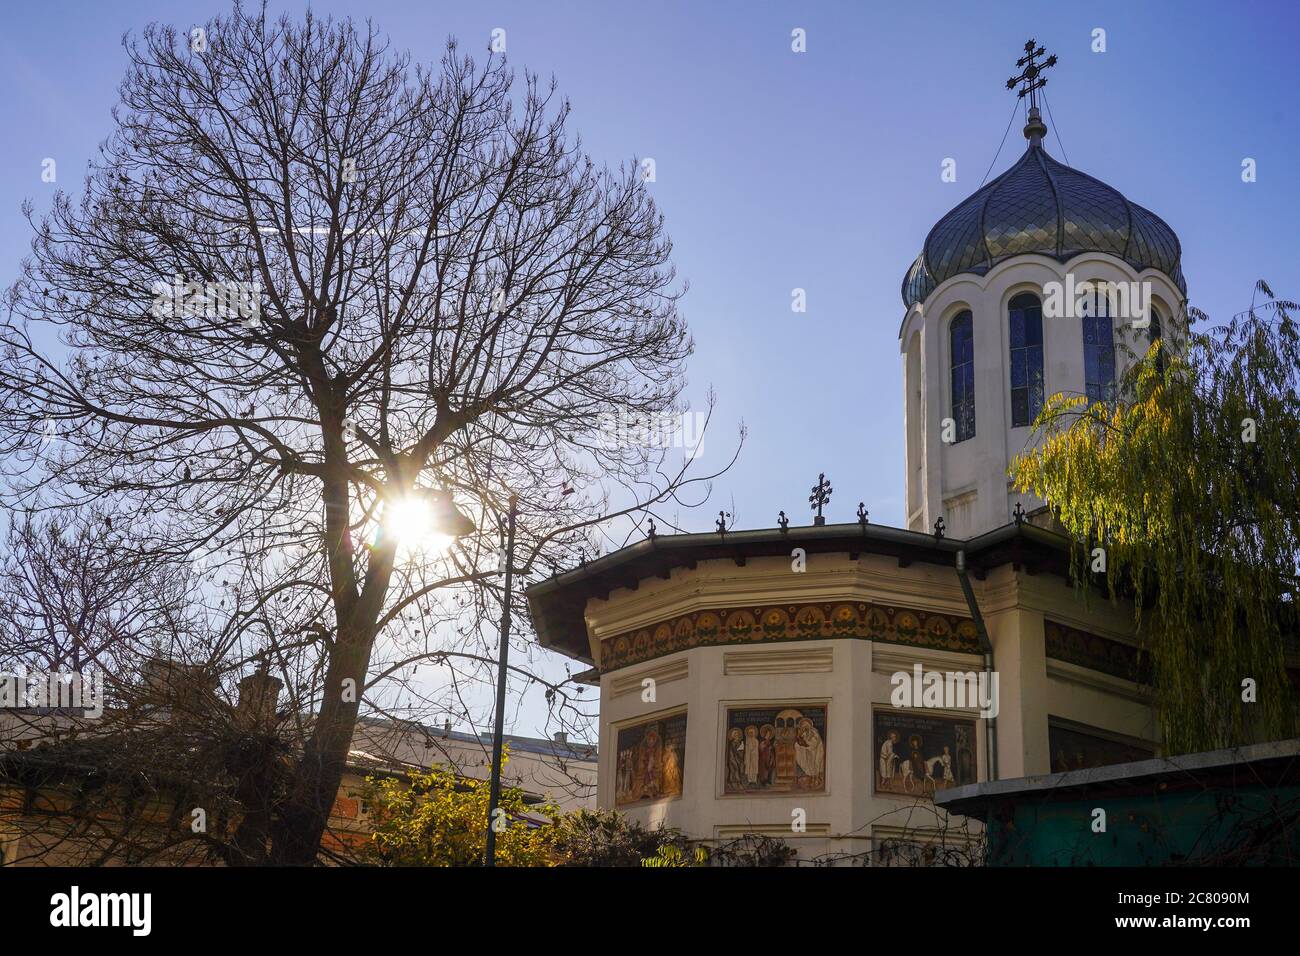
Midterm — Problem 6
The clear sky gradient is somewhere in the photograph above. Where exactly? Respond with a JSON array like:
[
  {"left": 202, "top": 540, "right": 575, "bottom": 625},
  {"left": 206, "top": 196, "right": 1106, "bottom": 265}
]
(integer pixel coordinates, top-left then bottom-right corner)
[
  {"left": 2, "top": 1, "right": 1296, "bottom": 735},
  {"left": 2, "top": 0, "right": 1296, "bottom": 532}
]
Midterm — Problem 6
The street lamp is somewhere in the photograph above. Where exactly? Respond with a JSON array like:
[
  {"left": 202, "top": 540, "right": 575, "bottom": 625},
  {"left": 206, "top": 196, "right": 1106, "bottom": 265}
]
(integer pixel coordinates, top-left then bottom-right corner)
[
  {"left": 380, "top": 486, "right": 477, "bottom": 552},
  {"left": 424, "top": 487, "right": 478, "bottom": 539},
  {"left": 484, "top": 493, "right": 519, "bottom": 867},
  {"left": 382, "top": 484, "right": 515, "bottom": 867}
]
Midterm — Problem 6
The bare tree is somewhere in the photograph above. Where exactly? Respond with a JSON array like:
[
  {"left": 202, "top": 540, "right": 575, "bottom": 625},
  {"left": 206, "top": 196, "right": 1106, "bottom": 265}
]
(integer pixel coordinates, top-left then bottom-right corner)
[
  {"left": 0, "top": 3, "right": 735, "bottom": 864},
  {"left": 0, "top": 511, "right": 194, "bottom": 676}
]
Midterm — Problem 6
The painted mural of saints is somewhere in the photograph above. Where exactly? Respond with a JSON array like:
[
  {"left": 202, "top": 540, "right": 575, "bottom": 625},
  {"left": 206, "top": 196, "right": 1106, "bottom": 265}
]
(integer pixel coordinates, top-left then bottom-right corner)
[
  {"left": 907, "top": 741, "right": 930, "bottom": 793},
  {"left": 954, "top": 724, "right": 975, "bottom": 784},
  {"left": 661, "top": 736, "right": 683, "bottom": 795},
  {"left": 794, "top": 717, "right": 825, "bottom": 790},
  {"left": 878, "top": 730, "right": 900, "bottom": 788},
  {"left": 633, "top": 723, "right": 664, "bottom": 799},
  {"left": 758, "top": 724, "right": 777, "bottom": 786},
  {"left": 744, "top": 724, "right": 760, "bottom": 785},
  {"left": 616, "top": 747, "right": 636, "bottom": 799},
  {"left": 615, "top": 713, "right": 687, "bottom": 806},
  {"left": 723, "top": 705, "right": 828, "bottom": 794},
  {"left": 725, "top": 727, "right": 746, "bottom": 791},
  {"left": 775, "top": 711, "right": 799, "bottom": 785},
  {"left": 874, "top": 712, "right": 977, "bottom": 799},
  {"left": 927, "top": 745, "right": 955, "bottom": 785}
]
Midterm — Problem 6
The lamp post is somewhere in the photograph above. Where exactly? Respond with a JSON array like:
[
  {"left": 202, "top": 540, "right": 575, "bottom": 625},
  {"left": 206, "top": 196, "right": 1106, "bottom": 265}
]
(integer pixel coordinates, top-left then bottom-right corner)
[
  {"left": 387, "top": 486, "right": 478, "bottom": 543},
  {"left": 484, "top": 493, "right": 519, "bottom": 867},
  {"left": 426, "top": 488, "right": 478, "bottom": 540}
]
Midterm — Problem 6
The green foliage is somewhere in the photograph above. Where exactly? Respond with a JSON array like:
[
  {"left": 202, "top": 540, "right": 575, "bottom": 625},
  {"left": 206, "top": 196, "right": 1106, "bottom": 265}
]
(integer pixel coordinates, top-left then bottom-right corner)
[
  {"left": 641, "top": 843, "right": 708, "bottom": 867},
  {"left": 709, "top": 832, "right": 799, "bottom": 867},
  {"left": 361, "top": 768, "right": 799, "bottom": 867},
  {"left": 549, "top": 809, "right": 795, "bottom": 867},
  {"left": 547, "top": 807, "right": 689, "bottom": 867},
  {"left": 360, "top": 748, "right": 558, "bottom": 867},
  {"left": 1012, "top": 282, "right": 1300, "bottom": 753}
]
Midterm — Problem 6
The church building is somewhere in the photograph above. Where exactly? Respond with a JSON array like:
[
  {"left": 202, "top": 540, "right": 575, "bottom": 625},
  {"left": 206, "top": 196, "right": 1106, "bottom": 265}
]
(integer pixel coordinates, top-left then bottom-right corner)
[{"left": 527, "top": 45, "right": 1182, "bottom": 864}]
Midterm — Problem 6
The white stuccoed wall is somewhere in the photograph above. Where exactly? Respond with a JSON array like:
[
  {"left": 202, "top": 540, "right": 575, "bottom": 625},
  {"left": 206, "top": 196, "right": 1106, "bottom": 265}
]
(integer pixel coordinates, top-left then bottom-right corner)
[
  {"left": 899, "top": 252, "right": 1186, "bottom": 538},
  {"left": 584, "top": 553, "right": 1156, "bottom": 862}
]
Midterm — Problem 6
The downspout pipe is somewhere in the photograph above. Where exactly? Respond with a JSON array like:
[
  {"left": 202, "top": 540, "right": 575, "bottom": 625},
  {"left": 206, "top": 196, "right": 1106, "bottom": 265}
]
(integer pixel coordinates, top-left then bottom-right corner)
[{"left": 955, "top": 549, "right": 998, "bottom": 782}]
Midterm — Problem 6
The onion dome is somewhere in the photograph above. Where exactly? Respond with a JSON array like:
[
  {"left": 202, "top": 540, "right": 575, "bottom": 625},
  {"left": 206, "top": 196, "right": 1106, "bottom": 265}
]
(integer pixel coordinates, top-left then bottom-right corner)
[{"left": 901, "top": 137, "right": 1185, "bottom": 309}]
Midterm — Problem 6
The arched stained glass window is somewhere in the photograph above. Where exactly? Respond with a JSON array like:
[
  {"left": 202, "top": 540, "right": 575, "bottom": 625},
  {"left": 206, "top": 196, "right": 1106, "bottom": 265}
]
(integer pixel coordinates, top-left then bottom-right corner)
[
  {"left": 950, "top": 311, "right": 975, "bottom": 442},
  {"left": 1149, "top": 306, "right": 1165, "bottom": 375},
  {"left": 1008, "top": 293, "right": 1044, "bottom": 427},
  {"left": 1081, "top": 288, "right": 1116, "bottom": 404}
]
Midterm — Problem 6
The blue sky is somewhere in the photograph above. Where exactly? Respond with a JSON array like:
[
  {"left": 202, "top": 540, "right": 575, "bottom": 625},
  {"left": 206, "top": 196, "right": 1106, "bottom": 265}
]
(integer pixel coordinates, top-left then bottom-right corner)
[
  {"left": 2, "top": 0, "right": 1296, "bottom": 533},
  {"left": 2, "top": 1, "right": 1297, "bottom": 735}
]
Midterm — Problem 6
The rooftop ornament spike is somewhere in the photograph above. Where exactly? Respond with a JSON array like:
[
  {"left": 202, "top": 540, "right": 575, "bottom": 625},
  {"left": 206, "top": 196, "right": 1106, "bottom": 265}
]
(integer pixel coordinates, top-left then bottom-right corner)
[
  {"left": 647, "top": 518, "right": 657, "bottom": 539},
  {"left": 857, "top": 502, "right": 869, "bottom": 532},
  {"left": 934, "top": 517, "right": 946, "bottom": 541},
  {"left": 808, "top": 473, "right": 833, "bottom": 527},
  {"left": 1013, "top": 502, "right": 1026, "bottom": 525},
  {"left": 777, "top": 510, "right": 789, "bottom": 534},
  {"left": 716, "top": 510, "right": 730, "bottom": 536}
]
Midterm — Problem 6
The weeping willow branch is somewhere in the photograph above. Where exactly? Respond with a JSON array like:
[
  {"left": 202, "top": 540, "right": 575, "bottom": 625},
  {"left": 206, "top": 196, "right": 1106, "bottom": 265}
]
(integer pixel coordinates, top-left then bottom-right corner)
[{"left": 1012, "top": 282, "right": 1300, "bottom": 754}]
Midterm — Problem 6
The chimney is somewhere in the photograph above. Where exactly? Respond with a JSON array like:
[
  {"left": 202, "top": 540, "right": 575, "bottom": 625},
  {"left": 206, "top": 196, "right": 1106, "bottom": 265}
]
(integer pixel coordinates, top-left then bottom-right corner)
[
  {"left": 237, "top": 669, "right": 283, "bottom": 731},
  {"left": 443, "top": 719, "right": 452, "bottom": 736},
  {"left": 141, "top": 657, "right": 217, "bottom": 714},
  {"left": 553, "top": 731, "right": 568, "bottom": 745}
]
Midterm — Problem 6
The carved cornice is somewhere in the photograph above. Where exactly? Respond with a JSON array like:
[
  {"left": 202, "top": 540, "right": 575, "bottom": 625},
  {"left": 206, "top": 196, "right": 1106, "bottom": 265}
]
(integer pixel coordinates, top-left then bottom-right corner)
[
  {"left": 723, "top": 646, "right": 836, "bottom": 676},
  {"left": 609, "top": 657, "right": 689, "bottom": 699},
  {"left": 1046, "top": 657, "right": 1150, "bottom": 703},
  {"left": 585, "top": 560, "right": 970, "bottom": 643}
]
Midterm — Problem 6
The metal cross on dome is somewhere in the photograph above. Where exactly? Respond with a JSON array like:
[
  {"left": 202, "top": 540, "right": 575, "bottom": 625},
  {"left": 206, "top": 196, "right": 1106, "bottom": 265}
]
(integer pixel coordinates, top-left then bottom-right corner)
[
  {"left": 808, "top": 473, "right": 832, "bottom": 526},
  {"left": 1006, "top": 39, "right": 1057, "bottom": 111}
]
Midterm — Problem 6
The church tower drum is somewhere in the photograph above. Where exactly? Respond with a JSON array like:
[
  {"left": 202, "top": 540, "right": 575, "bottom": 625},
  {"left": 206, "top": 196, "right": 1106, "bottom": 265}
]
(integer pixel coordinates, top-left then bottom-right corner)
[{"left": 899, "top": 42, "right": 1188, "bottom": 538}]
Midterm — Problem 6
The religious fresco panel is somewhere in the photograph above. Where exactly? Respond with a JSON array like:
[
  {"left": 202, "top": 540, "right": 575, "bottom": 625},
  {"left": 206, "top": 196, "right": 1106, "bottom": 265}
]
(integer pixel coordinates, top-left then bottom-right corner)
[
  {"left": 722, "top": 704, "right": 827, "bottom": 794},
  {"left": 874, "top": 710, "right": 977, "bottom": 800},
  {"left": 1049, "top": 721, "right": 1154, "bottom": 773},
  {"left": 1044, "top": 619, "right": 1150, "bottom": 683},
  {"left": 614, "top": 711, "right": 687, "bottom": 806}
]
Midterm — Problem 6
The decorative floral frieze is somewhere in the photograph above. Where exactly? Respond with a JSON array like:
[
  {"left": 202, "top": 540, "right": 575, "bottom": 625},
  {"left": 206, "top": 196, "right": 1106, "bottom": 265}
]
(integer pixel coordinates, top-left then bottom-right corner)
[{"left": 598, "top": 601, "right": 980, "bottom": 672}]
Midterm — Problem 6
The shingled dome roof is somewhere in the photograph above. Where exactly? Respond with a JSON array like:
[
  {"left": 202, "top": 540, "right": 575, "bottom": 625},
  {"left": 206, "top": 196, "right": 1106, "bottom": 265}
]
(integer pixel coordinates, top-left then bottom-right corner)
[{"left": 902, "top": 143, "right": 1185, "bottom": 309}]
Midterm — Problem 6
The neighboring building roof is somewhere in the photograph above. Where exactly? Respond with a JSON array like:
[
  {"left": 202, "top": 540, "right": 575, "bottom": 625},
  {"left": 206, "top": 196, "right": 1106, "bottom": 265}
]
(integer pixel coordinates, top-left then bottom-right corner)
[
  {"left": 346, "top": 716, "right": 597, "bottom": 813},
  {"left": 901, "top": 143, "right": 1185, "bottom": 310},
  {"left": 351, "top": 715, "right": 597, "bottom": 761},
  {"left": 343, "top": 749, "right": 556, "bottom": 810},
  {"left": 935, "top": 738, "right": 1300, "bottom": 817},
  {"left": 527, "top": 519, "right": 1075, "bottom": 663},
  {"left": 1, "top": 710, "right": 596, "bottom": 793}
]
